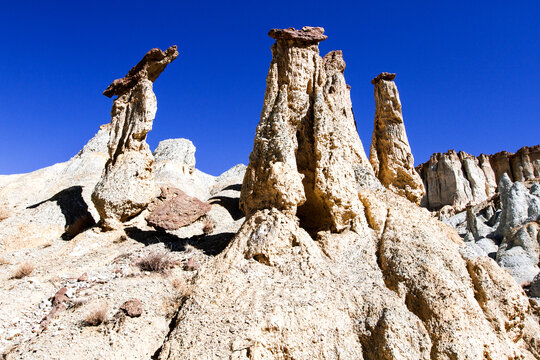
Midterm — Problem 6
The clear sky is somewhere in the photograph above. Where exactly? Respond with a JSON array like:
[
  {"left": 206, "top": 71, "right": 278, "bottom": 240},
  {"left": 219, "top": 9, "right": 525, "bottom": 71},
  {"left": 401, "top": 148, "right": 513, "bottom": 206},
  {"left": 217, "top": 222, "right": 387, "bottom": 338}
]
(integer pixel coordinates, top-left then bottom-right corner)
[{"left": 1, "top": 1, "right": 539, "bottom": 176}]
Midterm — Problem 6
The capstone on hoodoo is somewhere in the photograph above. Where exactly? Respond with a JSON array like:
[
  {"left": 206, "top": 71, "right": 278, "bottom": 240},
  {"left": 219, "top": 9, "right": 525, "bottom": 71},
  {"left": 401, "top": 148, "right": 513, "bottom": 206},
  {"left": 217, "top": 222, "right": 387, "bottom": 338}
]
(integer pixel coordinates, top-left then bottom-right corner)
[
  {"left": 369, "top": 72, "right": 425, "bottom": 204},
  {"left": 91, "top": 46, "right": 178, "bottom": 230},
  {"left": 239, "top": 26, "right": 372, "bottom": 234}
]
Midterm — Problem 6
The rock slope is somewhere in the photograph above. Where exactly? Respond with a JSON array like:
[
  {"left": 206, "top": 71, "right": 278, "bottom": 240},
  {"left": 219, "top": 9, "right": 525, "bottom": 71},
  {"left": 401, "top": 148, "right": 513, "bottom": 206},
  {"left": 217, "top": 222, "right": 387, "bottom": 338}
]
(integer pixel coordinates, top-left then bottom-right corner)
[
  {"left": 369, "top": 72, "right": 425, "bottom": 204},
  {"left": 91, "top": 46, "right": 178, "bottom": 230},
  {"left": 156, "top": 27, "right": 540, "bottom": 360}
]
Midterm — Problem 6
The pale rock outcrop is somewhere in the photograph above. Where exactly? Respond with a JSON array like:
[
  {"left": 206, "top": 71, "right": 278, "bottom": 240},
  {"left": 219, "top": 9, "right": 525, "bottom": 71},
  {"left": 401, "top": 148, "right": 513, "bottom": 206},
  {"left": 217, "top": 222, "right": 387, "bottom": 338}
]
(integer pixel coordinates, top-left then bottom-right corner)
[
  {"left": 418, "top": 145, "right": 540, "bottom": 210},
  {"left": 153, "top": 138, "right": 214, "bottom": 200},
  {"left": 0, "top": 125, "right": 110, "bottom": 252},
  {"left": 491, "top": 146, "right": 540, "bottom": 182},
  {"left": 418, "top": 150, "right": 474, "bottom": 210},
  {"left": 495, "top": 174, "right": 540, "bottom": 284},
  {"left": 153, "top": 138, "right": 196, "bottom": 175},
  {"left": 240, "top": 26, "right": 371, "bottom": 234},
  {"left": 91, "top": 46, "right": 178, "bottom": 230},
  {"left": 452, "top": 174, "right": 540, "bottom": 287},
  {"left": 369, "top": 73, "right": 425, "bottom": 204},
  {"left": 157, "top": 27, "right": 540, "bottom": 360}
]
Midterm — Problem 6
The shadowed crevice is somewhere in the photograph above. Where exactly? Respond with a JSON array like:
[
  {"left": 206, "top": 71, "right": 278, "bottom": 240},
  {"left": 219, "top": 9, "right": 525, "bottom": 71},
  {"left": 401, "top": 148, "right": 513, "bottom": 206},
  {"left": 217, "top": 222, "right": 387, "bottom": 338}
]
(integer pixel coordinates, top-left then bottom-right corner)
[{"left": 125, "top": 227, "right": 235, "bottom": 256}]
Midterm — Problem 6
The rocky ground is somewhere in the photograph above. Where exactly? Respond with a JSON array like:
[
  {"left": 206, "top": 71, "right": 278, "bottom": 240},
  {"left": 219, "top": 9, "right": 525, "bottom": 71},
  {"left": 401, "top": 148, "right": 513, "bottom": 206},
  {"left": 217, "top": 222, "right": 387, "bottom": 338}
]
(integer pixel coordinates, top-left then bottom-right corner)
[{"left": 0, "top": 125, "right": 246, "bottom": 358}]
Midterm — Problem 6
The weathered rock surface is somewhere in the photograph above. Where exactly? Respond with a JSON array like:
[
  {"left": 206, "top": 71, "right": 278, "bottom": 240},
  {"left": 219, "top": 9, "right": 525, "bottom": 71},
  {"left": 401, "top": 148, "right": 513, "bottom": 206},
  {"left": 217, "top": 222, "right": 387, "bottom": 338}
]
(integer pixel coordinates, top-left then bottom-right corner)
[
  {"left": 445, "top": 174, "right": 540, "bottom": 288},
  {"left": 240, "top": 26, "right": 371, "bottom": 234},
  {"left": 418, "top": 145, "right": 540, "bottom": 210},
  {"left": 91, "top": 46, "right": 178, "bottom": 230},
  {"left": 0, "top": 125, "right": 110, "bottom": 252},
  {"left": 153, "top": 138, "right": 214, "bottom": 200},
  {"left": 157, "top": 28, "right": 540, "bottom": 360},
  {"left": 495, "top": 175, "right": 540, "bottom": 284},
  {"left": 146, "top": 186, "right": 211, "bottom": 231},
  {"left": 369, "top": 72, "right": 425, "bottom": 204}
]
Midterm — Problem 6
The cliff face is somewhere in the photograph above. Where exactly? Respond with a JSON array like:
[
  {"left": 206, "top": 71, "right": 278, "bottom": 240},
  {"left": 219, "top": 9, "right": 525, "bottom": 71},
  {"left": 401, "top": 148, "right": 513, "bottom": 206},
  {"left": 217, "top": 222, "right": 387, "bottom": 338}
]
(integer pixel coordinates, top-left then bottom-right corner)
[{"left": 417, "top": 145, "right": 540, "bottom": 210}]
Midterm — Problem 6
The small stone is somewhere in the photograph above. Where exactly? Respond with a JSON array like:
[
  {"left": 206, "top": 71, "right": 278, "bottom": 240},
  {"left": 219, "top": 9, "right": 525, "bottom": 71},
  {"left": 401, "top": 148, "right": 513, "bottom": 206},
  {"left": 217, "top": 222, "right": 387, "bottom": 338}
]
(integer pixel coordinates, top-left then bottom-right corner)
[
  {"left": 184, "top": 257, "right": 200, "bottom": 271},
  {"left": 77, "top": 272, "right": 88, "bottom": 282},
  {"left": 120, "top": 299, "right": 143, "bottom": 317}
]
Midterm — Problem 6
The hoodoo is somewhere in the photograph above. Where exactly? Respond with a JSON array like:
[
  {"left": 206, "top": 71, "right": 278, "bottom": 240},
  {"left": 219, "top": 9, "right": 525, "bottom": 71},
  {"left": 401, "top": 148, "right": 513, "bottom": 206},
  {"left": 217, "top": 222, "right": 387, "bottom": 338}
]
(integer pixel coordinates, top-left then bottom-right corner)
[
  {"left": 91, "top": 46, "right": 178, "bottom": 230},
  {"left": 240, "top": 26, "right": 372, "bottom": 234},
  {"left": 155, "top": 28, "right": 540, "bottom": 360},
  {"left": 370, "top": 72, "right": 425, "bottom": 204}
]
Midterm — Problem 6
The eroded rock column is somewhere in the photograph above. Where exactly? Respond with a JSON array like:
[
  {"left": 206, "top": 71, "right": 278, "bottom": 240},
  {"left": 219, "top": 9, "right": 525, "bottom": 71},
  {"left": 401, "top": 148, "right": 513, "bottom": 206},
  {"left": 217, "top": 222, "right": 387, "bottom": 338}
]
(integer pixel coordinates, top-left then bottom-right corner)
[
  {"left": 92, "top": 46, "right": 178, "bottom": 230},
  {"left": 369, "top": 73, "right": 425, "bottom": 204},
  {"left": 240, "top": 27, "right": 371, "bottom": 233}
]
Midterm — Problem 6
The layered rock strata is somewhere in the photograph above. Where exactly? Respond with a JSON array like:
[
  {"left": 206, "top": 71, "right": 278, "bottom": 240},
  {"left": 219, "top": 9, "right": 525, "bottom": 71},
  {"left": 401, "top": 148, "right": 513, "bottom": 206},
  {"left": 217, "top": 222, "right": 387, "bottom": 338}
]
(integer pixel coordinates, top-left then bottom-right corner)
[
  {"left": 417, "top": 146, "right": 540, "bottom": 210},
  {"left": 91, "top": 46, "right": 178, "bottom": 230},
  {"left": 369, "top": 72, "right": 425, "bottom": 204},
  {"left": 239, "top": 26, "right": 371, "bottom": 234},
  {"left": 157, "top": 28, "right": 540, "bottom": 360}
]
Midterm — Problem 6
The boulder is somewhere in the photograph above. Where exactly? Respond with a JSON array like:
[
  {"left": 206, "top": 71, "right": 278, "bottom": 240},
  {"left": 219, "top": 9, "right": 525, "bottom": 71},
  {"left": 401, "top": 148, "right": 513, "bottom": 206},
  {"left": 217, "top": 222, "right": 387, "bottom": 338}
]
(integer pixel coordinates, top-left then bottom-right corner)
[
  {"left": 91, "top": 46, "right": 178, "bottom": 230},
  {"left": 146, "top": 186, "right": 211, "bottom": 231},
  {"left": 369, "top": 72, "right": 425, "bottom": 204},
  {"left": 120, "top": 299, "right": 143, "bottom": 317}
]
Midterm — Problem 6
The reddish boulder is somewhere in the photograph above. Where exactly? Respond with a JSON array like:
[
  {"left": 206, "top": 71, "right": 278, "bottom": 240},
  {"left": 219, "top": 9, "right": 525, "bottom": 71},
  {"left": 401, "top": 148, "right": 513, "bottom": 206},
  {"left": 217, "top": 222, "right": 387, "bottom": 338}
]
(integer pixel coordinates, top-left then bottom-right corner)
[
  {"left": 120, "top": 299, "right": 143, "bottom": 317},
  {"left": 146, "top": 187, "right": 211, "bottom": 231}
]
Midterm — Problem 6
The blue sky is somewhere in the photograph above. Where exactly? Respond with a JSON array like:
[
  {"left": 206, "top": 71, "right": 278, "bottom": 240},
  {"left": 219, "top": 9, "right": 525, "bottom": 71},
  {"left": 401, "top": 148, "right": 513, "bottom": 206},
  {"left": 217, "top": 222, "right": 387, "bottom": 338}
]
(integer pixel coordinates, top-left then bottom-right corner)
[{"left": 0, "top": 1, "right": 538, "bottom": 176}]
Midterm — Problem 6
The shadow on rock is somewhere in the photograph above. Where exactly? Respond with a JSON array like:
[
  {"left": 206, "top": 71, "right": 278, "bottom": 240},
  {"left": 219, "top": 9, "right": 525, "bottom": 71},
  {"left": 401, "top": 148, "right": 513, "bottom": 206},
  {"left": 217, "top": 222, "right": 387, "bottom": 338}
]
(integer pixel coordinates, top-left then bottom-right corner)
[
  {"left": 208, "top": 196, "right": 244, "bottom": 221},
  {"left": 220, "top": 184, "right": 242, "bottom": 192},
  {"left": 125, "top": 227, "right": 235, "bottom": 256},
  {"left": 27, "top": 186, "right": 96, "bottom": 240}
]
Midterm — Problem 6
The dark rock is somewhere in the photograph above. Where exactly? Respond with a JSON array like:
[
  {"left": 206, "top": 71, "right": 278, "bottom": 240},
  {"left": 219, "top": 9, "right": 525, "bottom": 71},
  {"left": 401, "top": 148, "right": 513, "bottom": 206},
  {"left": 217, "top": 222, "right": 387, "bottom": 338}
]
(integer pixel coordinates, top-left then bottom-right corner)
[
  {"left": 103, "top": 46, "right": 179, "bottom": 98},
  {"left": 120, "top": 299, "right": 143, "bottom": 317},
  {"left": 146, "top": 187, "right": 211, "bottom": 231},
  {"left": 371, "top": 72, "right": 396, "bottom": 84},
  {"left": 268, "top": 26, "right": 327, "bottom": 44}
]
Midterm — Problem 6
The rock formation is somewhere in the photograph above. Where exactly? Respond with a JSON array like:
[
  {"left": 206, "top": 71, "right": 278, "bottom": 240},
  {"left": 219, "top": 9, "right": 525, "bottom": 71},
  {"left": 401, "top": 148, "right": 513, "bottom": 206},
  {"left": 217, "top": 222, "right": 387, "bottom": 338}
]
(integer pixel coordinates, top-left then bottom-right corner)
[
  {"left": 417, "top": 145, "right": 540, "bottom": 210},
  {"left": 369, "top": 72, "right": 425, "bottom": 204},
  {"left": 239, "top": 26, "right": 371, "bottom": 234},
  {"left": 0, "top": 124, "right": 110, "bottom": 252},
  {"left": 155, "top": 28, "right": 540, "bottom": 360},
  {"left": 146, "top": 186, "right": 211, "bottom": 231},
  {"left": 91, "top": 46, "right": 178, "bottom": 230}
]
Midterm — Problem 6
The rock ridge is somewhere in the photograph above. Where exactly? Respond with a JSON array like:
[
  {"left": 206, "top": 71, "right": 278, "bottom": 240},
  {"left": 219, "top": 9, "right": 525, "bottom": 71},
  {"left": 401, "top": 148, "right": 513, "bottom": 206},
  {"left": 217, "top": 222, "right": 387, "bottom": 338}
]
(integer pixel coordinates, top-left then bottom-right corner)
[{"left": 417, "top": 145, "right": 540, "bottom": 210}]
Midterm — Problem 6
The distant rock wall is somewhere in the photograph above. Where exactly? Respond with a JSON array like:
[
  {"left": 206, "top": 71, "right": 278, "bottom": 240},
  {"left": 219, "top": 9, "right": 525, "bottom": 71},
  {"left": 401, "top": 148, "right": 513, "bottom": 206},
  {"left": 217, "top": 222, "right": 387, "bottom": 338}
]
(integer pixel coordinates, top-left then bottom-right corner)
[{"left": 417, "top": 145, "right": 540, "bottom": 210}]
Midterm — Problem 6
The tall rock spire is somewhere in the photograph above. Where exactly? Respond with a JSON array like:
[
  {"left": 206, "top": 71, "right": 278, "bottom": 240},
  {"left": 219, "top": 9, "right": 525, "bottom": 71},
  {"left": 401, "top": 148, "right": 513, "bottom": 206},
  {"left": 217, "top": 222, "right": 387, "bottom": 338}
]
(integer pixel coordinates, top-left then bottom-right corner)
[
  {"left": 370, "top": 72, "right": 425, "bottom": 204},
  {"left": 92, "top": 46, "right": 178, "bottom": 230},
  {"left": 240, "top": 27, "right": 371, "bottom": 233}
]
